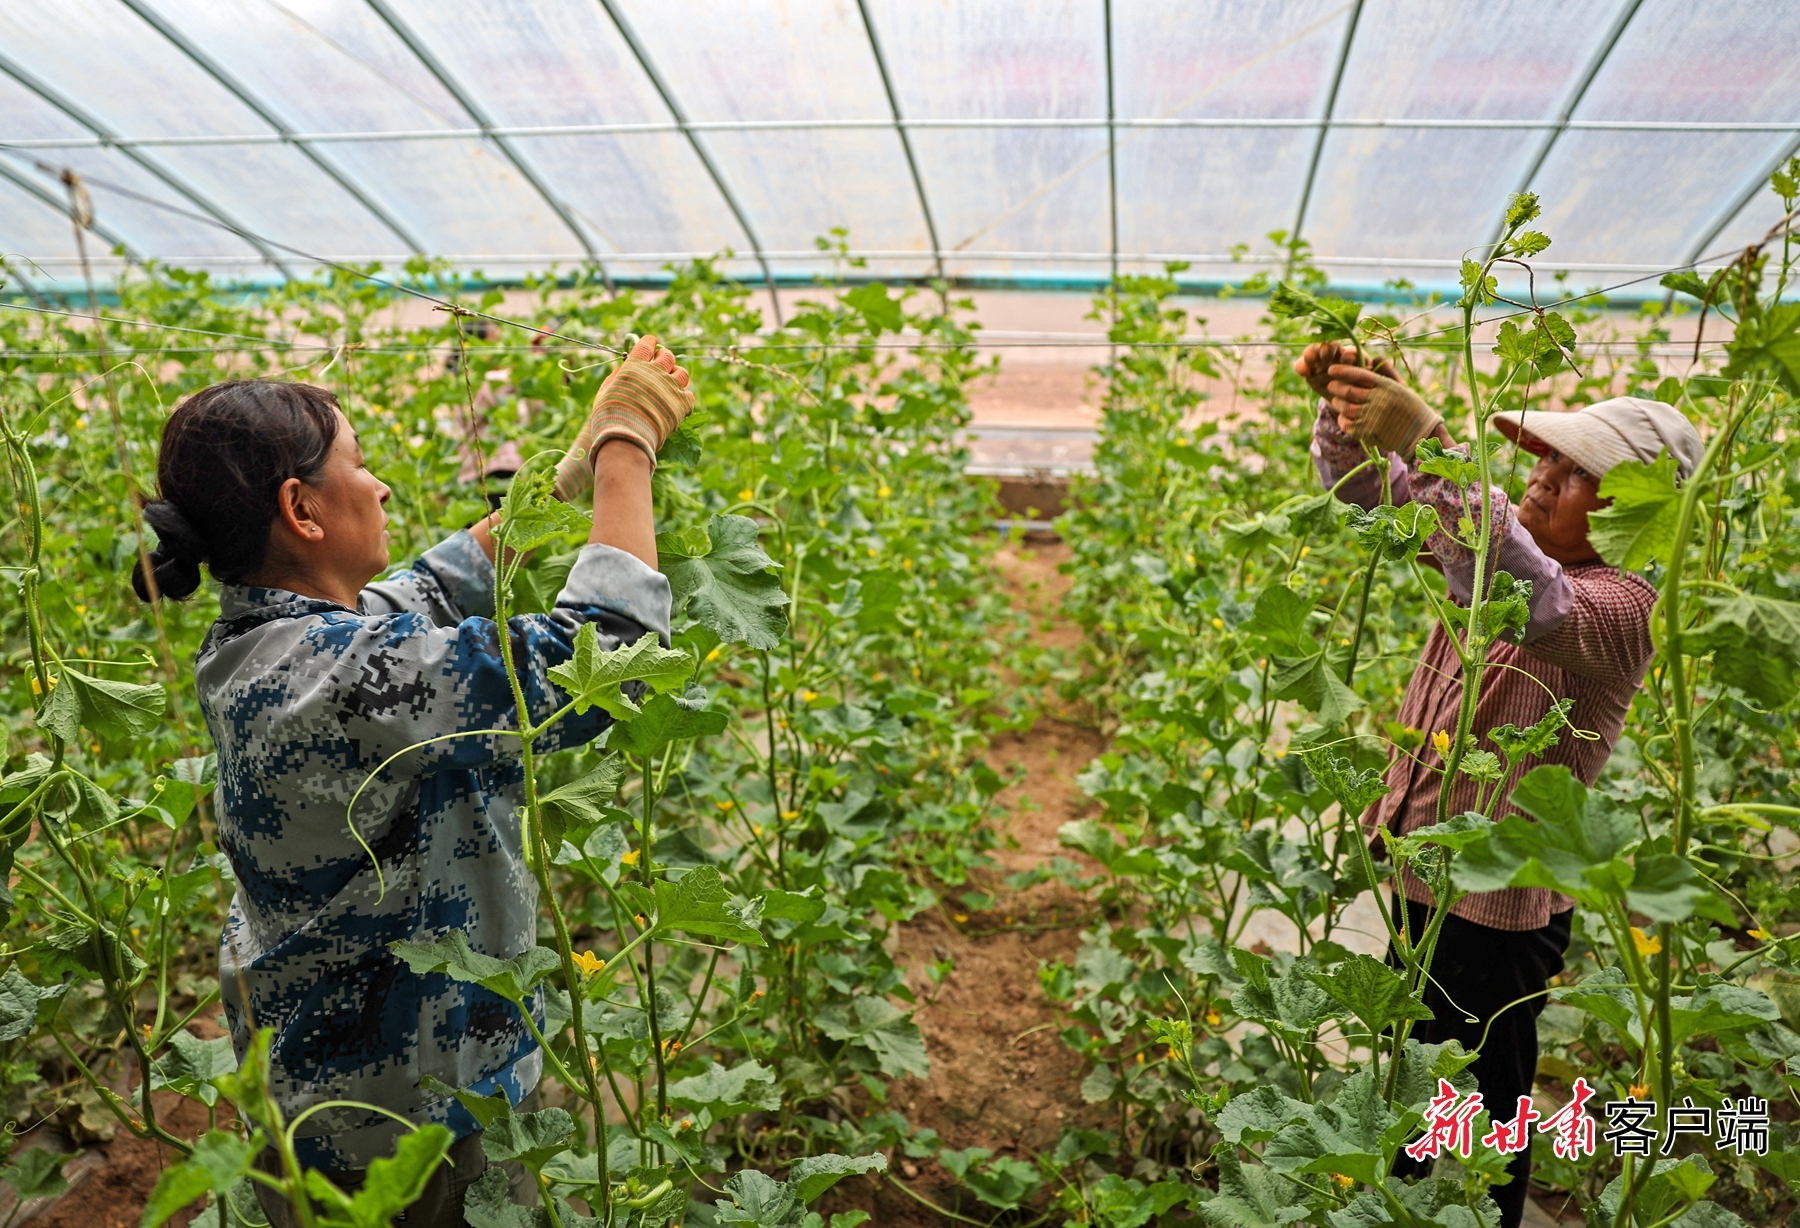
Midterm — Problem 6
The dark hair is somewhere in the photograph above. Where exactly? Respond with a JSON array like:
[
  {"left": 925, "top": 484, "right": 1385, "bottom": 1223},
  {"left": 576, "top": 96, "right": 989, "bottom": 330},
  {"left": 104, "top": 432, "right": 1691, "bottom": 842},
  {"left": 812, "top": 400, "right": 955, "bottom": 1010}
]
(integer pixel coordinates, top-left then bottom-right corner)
[{"left": 131, "top": 380, "right": 341, "bottom": 602}]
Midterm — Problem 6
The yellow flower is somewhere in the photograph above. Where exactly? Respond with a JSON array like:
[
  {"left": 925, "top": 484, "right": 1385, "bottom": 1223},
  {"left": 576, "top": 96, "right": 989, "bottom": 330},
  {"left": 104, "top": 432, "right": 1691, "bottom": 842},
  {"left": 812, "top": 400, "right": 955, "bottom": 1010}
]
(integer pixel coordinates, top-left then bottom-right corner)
[
  {"left": 1431, "top": 730, "right": 1451, "bottom": 756},
  {"left": 868, "top": 547, "right": 878, "bottom": 557},
  {"left": 1331, "top": 1173, "right": 1354, "bottom": 1189},
  {"left": 1629, "top": 1082, "right": 1650, "bottom": 1098},
  {"left": 953, "top": 913, "right": 969, "bottom": 923},
  {"left": 780, "top": 810, "right": 799, "bottom": 820},
  {"left": 752, "top": 824, "right": 765, "bottom": 836},
  {"left": 1136, "top": 1051, "right": 1146, "bottom": 1065},
  {"left": 1750, "top": 927, "right": 1772, "bottom": 941},
  {"left": 737, "top": 489, "right": 754, "bottom": 502},
  {"left": 1630, "top": 927, "right": 1662, "bottom": 957},
  {"left": 716, "top": 800, "right": 734, "bottom": 811},
  {"left": 74, "top": 604, "right": 87, "bottom": 616},
  {"left": 634, "top": 914, "right": 648, "bottom": 928},
  {"left": 871, "top": 672, "right": 885, "bottom": 683},
  {"left": 800, "top": 689, "right": 818, "bottom": 702},
  {"left": 901, "top": 557, "right": 913, "bottom": 571},
  {"left": 1203, "top": 1009, "right": 1222, "bottom": 1027},
  {"left": 1211, "top": 617, "right": 1224, "bottom": 630},
  {"left": 620, "top": 848, "right": 640, "bottom": 865},
  {"left": 572, "top": 950, "right": 605, "bottom": 978},
  {"left": 1299, "top": 546, "right": 1311, "bottom": 558},
  {"left": 877, "top": 485, "right": 891, "bottom": 498},
  {"left": 705, "top": 647, "right": 722, "bottom": 663}
]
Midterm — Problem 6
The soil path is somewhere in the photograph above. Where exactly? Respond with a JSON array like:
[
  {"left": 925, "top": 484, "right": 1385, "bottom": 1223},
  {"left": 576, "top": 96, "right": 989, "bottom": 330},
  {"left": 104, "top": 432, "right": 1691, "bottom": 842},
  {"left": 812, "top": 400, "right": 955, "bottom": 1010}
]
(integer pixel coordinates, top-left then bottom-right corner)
[{"left": 857, "top": 538, "right": 1111, "bottom": 1226}]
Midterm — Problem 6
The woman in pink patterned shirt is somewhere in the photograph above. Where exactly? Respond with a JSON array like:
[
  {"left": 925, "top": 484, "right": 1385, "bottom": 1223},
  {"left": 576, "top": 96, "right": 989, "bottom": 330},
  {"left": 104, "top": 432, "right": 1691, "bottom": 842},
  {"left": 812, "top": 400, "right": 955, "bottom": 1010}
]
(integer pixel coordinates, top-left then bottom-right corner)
[{"left": 1296, "top": 341, "right": 1701, "bottom": 1228}]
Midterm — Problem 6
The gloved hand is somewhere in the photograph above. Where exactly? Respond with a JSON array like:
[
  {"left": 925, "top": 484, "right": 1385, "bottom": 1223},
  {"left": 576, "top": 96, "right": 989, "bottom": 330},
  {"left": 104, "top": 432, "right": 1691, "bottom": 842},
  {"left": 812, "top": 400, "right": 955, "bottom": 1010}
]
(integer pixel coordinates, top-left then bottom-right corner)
[
  {"left": 1327, "top": 368, "right": 1442, "bottom": 456},
  {"left": 553, "top": 334, "right": 694, "bottom": 502}
]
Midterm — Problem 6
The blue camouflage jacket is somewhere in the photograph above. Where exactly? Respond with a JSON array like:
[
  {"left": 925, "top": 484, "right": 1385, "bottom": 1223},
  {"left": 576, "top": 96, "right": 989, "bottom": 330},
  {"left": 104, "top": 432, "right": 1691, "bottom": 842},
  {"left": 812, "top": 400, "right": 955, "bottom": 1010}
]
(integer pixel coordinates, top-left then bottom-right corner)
[{"left": 197, "top": 530, "right": 669, "bottom": 1170}]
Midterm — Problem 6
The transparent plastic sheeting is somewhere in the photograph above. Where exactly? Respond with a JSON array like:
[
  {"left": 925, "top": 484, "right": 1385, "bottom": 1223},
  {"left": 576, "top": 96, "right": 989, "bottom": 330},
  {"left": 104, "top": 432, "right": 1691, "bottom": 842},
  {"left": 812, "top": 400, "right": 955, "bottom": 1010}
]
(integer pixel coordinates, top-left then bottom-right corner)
[{"left": 0, "top": 0, "right": 1796, "bottom": 292}]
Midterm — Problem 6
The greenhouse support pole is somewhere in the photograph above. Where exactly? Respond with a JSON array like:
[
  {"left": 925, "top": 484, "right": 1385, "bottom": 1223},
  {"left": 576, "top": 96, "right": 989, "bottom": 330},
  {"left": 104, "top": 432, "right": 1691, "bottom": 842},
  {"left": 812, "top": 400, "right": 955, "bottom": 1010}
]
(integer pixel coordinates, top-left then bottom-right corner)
[
  {"left": 855, "top": 0, "right": 947, "bottom": 296},
  {"left": 1487, "top": 0, "right": 1642, "bottom": 247},
  {"left": 1104, "top": 0, "right": 1119, "bottom": 291},
  {"left": 594, "top": 0, "right": 784, "bottom": 326},
  {"left": 0, "top": 53, "right": 293, "bottom": 279},
  {"left": 364, "top": 0, "right": 615, "bottom": 293},
  {"left": 116, "top": 0, "right": 426, "bottom": 258},
  {"left": 1290, "top": 0, "right": 1365, "bottom": 253},
  {"left": 1679, "top": 129, "right": 1800, "bottom": 269}
]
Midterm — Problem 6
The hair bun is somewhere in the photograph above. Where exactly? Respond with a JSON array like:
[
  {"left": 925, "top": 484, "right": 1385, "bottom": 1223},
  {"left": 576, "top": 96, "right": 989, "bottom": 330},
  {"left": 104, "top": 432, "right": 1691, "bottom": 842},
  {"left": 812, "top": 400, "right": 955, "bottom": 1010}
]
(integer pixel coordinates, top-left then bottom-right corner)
[{"left": 132, "top": 499, "right": 206, "bottom": 602}]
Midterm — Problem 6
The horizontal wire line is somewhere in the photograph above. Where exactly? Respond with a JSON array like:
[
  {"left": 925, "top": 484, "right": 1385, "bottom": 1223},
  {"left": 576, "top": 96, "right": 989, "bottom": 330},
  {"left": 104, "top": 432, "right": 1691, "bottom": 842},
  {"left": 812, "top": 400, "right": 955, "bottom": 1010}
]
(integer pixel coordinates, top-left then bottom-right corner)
[{"left": 3, "top": 116, "right": 1797, "bottom": 150}]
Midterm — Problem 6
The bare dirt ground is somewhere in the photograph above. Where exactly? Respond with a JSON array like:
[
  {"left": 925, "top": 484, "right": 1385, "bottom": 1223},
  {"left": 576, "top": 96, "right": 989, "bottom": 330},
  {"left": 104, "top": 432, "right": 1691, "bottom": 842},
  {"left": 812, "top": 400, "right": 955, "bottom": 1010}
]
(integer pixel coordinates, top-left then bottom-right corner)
[{"left": 842, "top": 539, "right": 1117, "bottom": 1225}]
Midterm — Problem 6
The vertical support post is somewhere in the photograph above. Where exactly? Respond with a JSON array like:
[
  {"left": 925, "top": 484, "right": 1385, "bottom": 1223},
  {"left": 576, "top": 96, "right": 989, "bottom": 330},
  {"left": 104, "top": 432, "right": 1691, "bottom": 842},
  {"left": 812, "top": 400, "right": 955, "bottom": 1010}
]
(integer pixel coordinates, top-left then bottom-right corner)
[
  {"left": 855, "top": 0, "right": 947, "bottom": 300},
  {"left": 1104, "top": 0, "right": 1119, "bottom": 292},
  {"left": 1291, "top": 0, "right": 1366, "bottom": 256}
]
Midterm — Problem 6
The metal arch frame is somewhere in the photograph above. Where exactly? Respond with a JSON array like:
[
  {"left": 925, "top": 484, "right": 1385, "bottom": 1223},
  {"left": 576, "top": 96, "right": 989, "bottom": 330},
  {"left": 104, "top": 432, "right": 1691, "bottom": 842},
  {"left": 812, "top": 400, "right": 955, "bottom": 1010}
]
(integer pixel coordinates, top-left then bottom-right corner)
[
  {"left": 0, "top": 53, "right": 291, "bottom": 277},
  {"left": 1291, "top": 0, "right": 1365, "bottom": 248},
  {"left": 117, "top": 0, "right": 424, "bottom": 257},
  {"left": 854, "top": 0, "right": 945, "bottom": 289},
  {"left": 1104, "top": 0, "right": 1119, "bottom": 289},
  {"left": 594, "top": 0, "right": 782, "bottom": 325},
  {"left": 1677, "top": 130, "right": 1800, "bottom": 269},
  {"left": 0, "top": 153, "right": 139, "bottom": 261},
  {"left": 363, "top": 0, "right": 612, "bottom": 291},
  {"left": 1486, "top": 0, "right": 1643, "bottom": 246}
]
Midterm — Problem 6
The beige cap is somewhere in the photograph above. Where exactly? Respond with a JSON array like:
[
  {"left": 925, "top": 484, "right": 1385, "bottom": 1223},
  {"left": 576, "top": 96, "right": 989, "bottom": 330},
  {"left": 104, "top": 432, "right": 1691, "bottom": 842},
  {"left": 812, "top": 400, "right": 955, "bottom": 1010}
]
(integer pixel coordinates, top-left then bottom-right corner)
[{"left": 1491, "top": 397, "right": 1704, "bottom": 480}]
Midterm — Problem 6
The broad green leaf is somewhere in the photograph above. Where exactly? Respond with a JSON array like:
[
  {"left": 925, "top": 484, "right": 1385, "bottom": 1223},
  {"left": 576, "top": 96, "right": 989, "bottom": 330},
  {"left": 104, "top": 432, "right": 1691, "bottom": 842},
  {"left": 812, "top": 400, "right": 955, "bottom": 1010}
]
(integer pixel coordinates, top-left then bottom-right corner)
[
  {"left": 0, "top": 1148, "right": 72, "bottom": 1202},
  {"left": 787, "top": 1153, "right": 888, "bottom": 1205},
  {"left": 662, "top": 514, "right": 788, "bottom": 650},
  {"left": 1689, "top": 593, "right": 1800, "bottom": 706},
  {"left": 1452, "top": 767, "right": 1638, "bottom": 905},
  {"left": 1344, "top": 501, "right": 1438, "bottom": 564},
  {"left": 1268, "top": 282, "right": 1362, "bottom": 344},
  {"left": 1590, "top": 455, "right": 1682, "bottom": 570},
  {"left": 1262, "top": 1067, "right": 1396, "bottom": 1186},
  {"left": 1722, "top": 300, "right": 1800, "bottom": 395},
  {"left": 1299, "top": 748, "right": 1389, "bottom": 816},
  {"left": 1307, "top": 953, "right": 1433, "bottom": 1037},
  {"left": 497, "top": 467, "right": 588, "bottom": 553},
  {"left": 537, "top": 756, "right": 626, "bottom": 848},
  {"left": 149, "top": 1030, "right": 239, "bottom": 1106},
  {"left": 716, "top": 1168, "right": 799, "bottom": 1227},
  {"left": 843, "top": 283, "right": 903, "bottom": 333},
  {"left": 657, "top": 421, "right": 703, "bottom": 468},
  {"left": 1216, "top": 1084, "right": 1307, "bottom": 1144},
  {"left": 1558, "top": 968, "right": 1642, "bottom": 1049},
  {"left": 37, "top": 675, "right": 82, "bottom": 745},
  {"left": 480, "top": 1107, "right": 573, "bottom": 1173},
  {"left": 308, "top": 1124, "right": 453, "bottom": 1228},
  {"left": 1232, "top": 952, "right": 1340, "bottom": 1035},
  {"left": 1270, "top": 652, "right": 1363, "bottom": 726},
  {"left": 668, "top": 1059, "right": 780, "bottom": 1118},
  {"left": 142, "top": 1130, "right": 255, "bottom": 1228},
  {"left": 387, "top": 931, "right": 562, "bottom": 1005},
  {"left": 462, "top": 1167, "right": 540, "bottom": 1228},
  {"left": 622, "top": 864, "right": 766, "bottom": 945},
  {"left": 1196, "top": 1150, "right": 1304, "bottom": 1228},
  {"left": 57, "top": 670, "right": 166, "bottom": 742},
  {"left": 1415, "top": 437, "right": 1480, "bottom": 488},
  {"left": 759, "top": 888, "right": 827, "bottom": 925},
  {"left": 815, "top": 996, "right": 929, "bottom": 1079},
  {"left": 1626, "top": 854, "right": 1714, "bottom": 924},
  {"left": 961, "top": 1155, "right": 1041, "bottom": 1211},
  {"left": 1488, "top": 698, "right": 1572, "bottom": 764},
  {"left": 546, "top": 628, "right": 692, "bottom": 720},
  {"left": 605, "top": 692, "right": 728, "bottom": 757},
  {"left": 0, "top": 968, "right": 41, "bottom": 1043},
  {"left": 418, "top": 1074, "right": 513, "bottom": 1130},
  {"left": 1480, "top": 570, "right": 1533, "bottom": 644},
  {"left": 1241, "top": 584, "right": 1312, "bottom": 654}
]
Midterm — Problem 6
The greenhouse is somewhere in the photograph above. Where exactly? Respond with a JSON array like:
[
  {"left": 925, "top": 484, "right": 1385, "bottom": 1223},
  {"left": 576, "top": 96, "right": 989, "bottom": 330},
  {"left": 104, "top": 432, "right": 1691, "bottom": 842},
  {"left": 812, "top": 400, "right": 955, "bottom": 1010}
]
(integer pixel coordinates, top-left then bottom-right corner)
[{"left": 2, "top": 2, "right": 1799, "bottom": 1227}]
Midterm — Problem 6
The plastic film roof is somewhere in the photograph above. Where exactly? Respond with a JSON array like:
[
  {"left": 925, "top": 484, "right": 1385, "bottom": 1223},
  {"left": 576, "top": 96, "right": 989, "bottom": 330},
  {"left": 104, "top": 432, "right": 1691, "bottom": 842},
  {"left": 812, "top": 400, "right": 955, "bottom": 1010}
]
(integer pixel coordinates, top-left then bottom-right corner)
[{"left": 2, "top": 0, "right": 1797, "bottom": 298}]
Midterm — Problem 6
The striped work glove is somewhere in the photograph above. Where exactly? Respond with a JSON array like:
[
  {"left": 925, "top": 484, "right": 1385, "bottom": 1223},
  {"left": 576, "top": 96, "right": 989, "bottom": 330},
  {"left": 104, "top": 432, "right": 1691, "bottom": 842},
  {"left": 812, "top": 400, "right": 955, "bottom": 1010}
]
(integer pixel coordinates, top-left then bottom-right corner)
[
  {"left": 1343, "top": 374, "right": 1442, "bottom": 456},
  {"left": 553, "top": 334, "right": 694, "bottom": 502}
]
